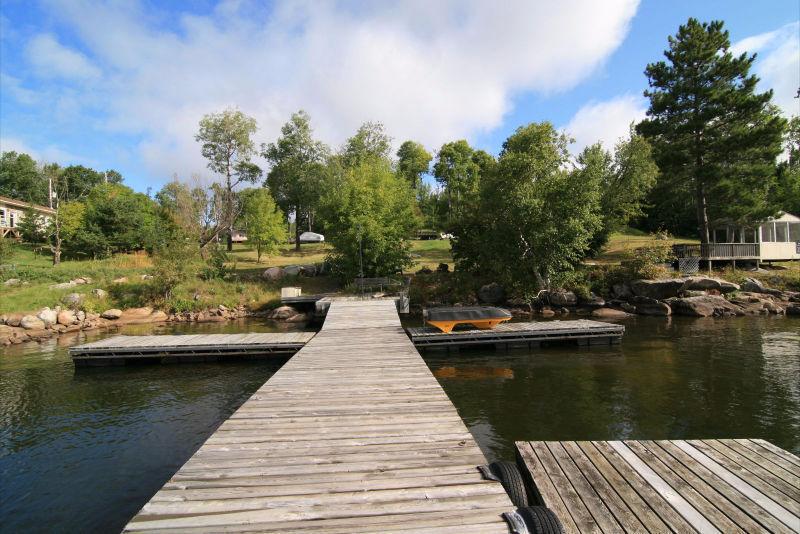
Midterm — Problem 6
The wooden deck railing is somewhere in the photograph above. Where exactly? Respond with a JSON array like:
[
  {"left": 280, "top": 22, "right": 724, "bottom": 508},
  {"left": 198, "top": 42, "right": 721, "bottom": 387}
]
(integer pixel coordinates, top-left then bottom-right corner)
[{"left": 673, "top": 243, "right": 760, "bottom": 259}]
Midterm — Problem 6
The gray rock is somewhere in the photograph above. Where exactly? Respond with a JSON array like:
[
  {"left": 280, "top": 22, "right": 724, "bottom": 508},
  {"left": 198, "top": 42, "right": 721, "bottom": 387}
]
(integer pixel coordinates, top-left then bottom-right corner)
[
  {"left": 740, "top": 277, "right": 766, "bottom": 293},
  {"left": 37, "top": 307, "right": 58, "bottom": 327},
  {"left": 630, "top": 279, "right": 686, "bottom": 300},
  {"left": 548, "top": 290, "right": 577, "bottom": 307},
  {"left": 50, "top": 281, "right": 76, "bottom": 290},
  {"left": 684, "top": 276, "right": 739, "bottom": 294},
  {"left": 270, "top": 305, "right": 299, "bottom": 320},
  {"left": 140, "top": 274, "right": 153, "bottom": 280},
  {"left": 61, "top": 293, "right": 84, "bottom": 306},
  {"left": 632, "top": 296, "right": 671, "bottom": 316},
  {"left": 580, "top": 293, "right": 605, "bottom": 309},
  {"left": 72, "top": 277, "right": 88, "bottom": 285},
  {"left": 787, "top": 304, "right": 800, "bottom": 316},
  {"left": 4, "top": 278, "right": 21, "bottom": 286},
  {"left": 91, "top": 288, "right": 108, "bottom": 299},
  {"left": 478, "top": 283, "right": 505, "bottom": 305},
  {"left": 611, "top": 282, "right": 633, "bottom": 299},
  {"left": 669, "top": 295, "right": 744, "bottom": 317},
  {"left": 20, "top": 315, "right": 46, "bottom": 330},
  {"left": 101, "top": 309, "right": 123, "bottom": 320},
  {"left": 591, "top": 308, "right": 631, "bottom": 319},
  {"left": 301, "top": 264, "right": 317, "bottom": 276},
  {"left": 286, "top": 313, "right": 309, "bottom": 323},
  {"left": 112, "top": 277, "right": 128, "bottom": 283},
  {"left": 284, "top": 265, "right": 303, "bottom": 276},
  {"left": 262, "top": 267, "right": 285, "bottom": 280}
]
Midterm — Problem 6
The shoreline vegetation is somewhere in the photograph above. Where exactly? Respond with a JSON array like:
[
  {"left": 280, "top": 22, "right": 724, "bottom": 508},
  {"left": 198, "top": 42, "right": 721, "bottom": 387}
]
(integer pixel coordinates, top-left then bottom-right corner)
[{"left": 2, "top": 231, "right": 798, "bottom": 346}]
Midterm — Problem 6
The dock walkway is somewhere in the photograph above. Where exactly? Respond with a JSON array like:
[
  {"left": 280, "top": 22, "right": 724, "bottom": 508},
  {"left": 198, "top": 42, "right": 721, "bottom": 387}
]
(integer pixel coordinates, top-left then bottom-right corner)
[
  {"left": 409, "top": 320, "right": 624, "bottom": 350},
  {"left": 125, "top": 300, "right": 514, "bottom": 532},
  {"left": 70, "top": 332, "right": 315, "bottom": 365},
  {"left": 517, "top": 439, "right": 800, "bottom": 533}
]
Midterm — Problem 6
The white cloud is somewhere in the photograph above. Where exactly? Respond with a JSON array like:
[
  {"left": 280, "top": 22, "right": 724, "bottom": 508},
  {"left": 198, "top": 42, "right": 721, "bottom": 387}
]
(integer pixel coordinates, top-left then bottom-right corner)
[
  {"left": 26, "top": 33, "right": 101, "bottom": 80},
  {"left": 16, "top": 0, "right": 639, "bottom": 181},
  {"left": 0, "top": 136, "right": 92, "bottom": 166},
  {"left": 562, "top": 94, "right": 647, "bottom": 154},
  {"left": 732, "top": 22, "right": 800, "bottom": 118}
]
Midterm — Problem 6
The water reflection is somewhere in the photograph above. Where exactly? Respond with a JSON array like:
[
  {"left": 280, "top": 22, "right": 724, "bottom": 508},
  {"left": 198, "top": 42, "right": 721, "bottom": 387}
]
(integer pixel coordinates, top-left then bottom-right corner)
[
  {"left": 422, "top": 316, "right": 800, "bottom": 463},
  {"left": 0, "top": 319, "right": 302, "bottom": 533}
]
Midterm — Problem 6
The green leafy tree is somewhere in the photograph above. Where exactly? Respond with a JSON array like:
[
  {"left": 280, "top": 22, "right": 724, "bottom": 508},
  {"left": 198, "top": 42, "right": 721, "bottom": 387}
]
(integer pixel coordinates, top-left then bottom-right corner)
[
  {"left": 196, "top": 108, "right": 261, "bottom": 250},
  {"left": 61, "top": 165, "right": 109, "bottom": 202},
  {"left": 340, "top": 121, "right": 392, "bottom": 168},
  {"left": 262, "top": 111, "right": 329, "bottom": 250},
  {"left": 432, "top": 140, "right": 482, "bottom": 227},
  {"left": 637, "top": 18, "right": 787, "bottom": 242},
  {"left": 453, "top": 123, "right": 602, "bottom": 292},
  {"left": 773, "top": 116, "right": 800, "bottom": 215},
  {"left": 17, "top": 208, "right": 47, "bottom": 244},
  {"left": 239, "top": 188, "right": 286, "bottom": 263},
  {"left": 0, "top": 151, "right": 47, "bottom": 204},
  {"left": 150, "top": 236, "right": 200, "bottom": 300},
  {"left": 319, "top": 159, "right": 418, "bottom": 280},
  {"left": 396, "top": 141, "right": 432, "bottom": 190},
  {"left": 579, "top": 131, "right": 659, "bottom": 253}
]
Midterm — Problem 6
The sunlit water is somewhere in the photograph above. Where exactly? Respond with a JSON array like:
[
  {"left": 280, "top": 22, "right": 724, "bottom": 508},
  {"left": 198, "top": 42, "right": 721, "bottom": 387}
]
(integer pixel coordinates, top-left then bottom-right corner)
[{"left": 1, "top": 315, "right": 798, "bottom": 532}]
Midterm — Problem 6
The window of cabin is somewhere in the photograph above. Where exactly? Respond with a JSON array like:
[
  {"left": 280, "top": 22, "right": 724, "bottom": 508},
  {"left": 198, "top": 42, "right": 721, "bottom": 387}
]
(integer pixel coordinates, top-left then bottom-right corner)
[
  {"left": 775, "top": 222, "right": 788, "bottom": 242},
  {"left": 743, "top": 228, "right": 757, "bottom": 243},
  {"left": 790, "top": 223, "right": 800, "bottom": 242},
  {"left": 713, "top": 228, "right": 728, "bottom": 243},
  {"left": 761, "top": 223, "right": 775, "bottom": 242}
]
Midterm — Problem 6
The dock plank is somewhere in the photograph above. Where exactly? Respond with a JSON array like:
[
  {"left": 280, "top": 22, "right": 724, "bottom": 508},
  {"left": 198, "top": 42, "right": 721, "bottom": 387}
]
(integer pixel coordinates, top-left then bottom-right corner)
[
  {"left": 518, "top": 439, "right": 800, "bottom": 533},
  {"left": 125, "top": 300, "right": 513, "bottom": 532}
]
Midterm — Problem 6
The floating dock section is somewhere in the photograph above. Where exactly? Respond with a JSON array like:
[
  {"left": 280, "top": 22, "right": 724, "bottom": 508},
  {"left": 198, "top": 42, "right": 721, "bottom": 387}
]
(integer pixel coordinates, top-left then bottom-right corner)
[
  {"left": 124, "top": 300, "right": 514, "bottom": 532},
  {"left": 408, "top": 319, "right": 624, "bottom": 351},
  {"left": 517, "top": 439, "right": 800, "bottom": 533},
  {"left": 70, "top": 333, "right": 315, "bottom": 366}
]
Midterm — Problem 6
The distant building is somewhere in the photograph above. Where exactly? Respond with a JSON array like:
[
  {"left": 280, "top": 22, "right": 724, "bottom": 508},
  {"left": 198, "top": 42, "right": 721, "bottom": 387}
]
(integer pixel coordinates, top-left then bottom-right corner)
[
  {"left": 674, "top": 212, "right": 800, "bottom": 267},
  {"left": 230, "top": 229, "right": 248, "bottom": 243},
  {"left": 299, "top": 231, "right": 324, "bottom": 243},
  {"left": 0, "top": 195, "right": 55, "bottom": 239}
]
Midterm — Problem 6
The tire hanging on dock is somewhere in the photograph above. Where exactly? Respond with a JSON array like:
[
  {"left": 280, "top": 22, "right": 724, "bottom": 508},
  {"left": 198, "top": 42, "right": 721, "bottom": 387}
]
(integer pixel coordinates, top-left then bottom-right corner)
[{"left": 489, "top": 460, "right": 529, "bottom": 508}]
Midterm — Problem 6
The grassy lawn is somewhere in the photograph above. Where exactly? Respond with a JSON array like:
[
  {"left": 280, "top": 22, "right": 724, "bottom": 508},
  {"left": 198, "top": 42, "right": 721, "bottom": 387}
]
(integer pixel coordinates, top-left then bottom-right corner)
[{"left": 590, "top": 228, "right": 699, "bottom": 265}]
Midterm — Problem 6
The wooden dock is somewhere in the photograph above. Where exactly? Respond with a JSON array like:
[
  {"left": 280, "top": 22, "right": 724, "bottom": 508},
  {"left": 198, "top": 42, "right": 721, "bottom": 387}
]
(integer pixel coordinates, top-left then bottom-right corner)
[
  {"left": 517, "top": 439, "right": 800, "bottom": 533},
  {"left": 408, "top": 320, "right": 624, "bottom": 350},
  {"left": 70, "top": 333, "right": 315, "bottom": 366},
  {"left": 125, "top": 300, "right": 514, "bottom": 532}
]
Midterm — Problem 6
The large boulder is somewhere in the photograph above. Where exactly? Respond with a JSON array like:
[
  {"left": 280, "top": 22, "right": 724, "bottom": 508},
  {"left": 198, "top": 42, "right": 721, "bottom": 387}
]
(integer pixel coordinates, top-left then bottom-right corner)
[
  {"left": 101, "top": 309, "right": 123, "bottom": 320},
  {"left": 37, "top": 307, "right": 58, "bottom": 327},
  {"left": 284, "top": 265, "right": 303, "bottom": 276},
  {"left": 50, "top": 281, "right": 76, "bottom": 290},
  {"left": 632, "top": 296, "right": 671, "bottom": 316},
  {"left": 630, "top": 279, "right": 686, "bottom": 300},
  {"left": 4, "top": 278, "right": 21, "bottom": 286},
  {"left": 547, "top": 290, "right": 577, "bottom": 307},
  {"left": 119, "top": 307, "right": 154, "bottom": 323},
  {"left": 740, "top": 277, "right": 766, "bottom": 293},
  {"left": 669, "top": 295, "right": 744, "bottom": 317},
  {"left": 478, "top": 283, "right": 505, "bottom": 305},
  {"left": 262, "top": 267, "right": 285, "bottom": 281},
  {"left": 3, "top": 313, "right": 23, "bottom": 327},
  {"left": 57, "top": 310, "right": 78, "bottom": 325},
  {"left": 61, "top": 293, "right": 84, "bottom": 306},
  {"left": 301, "top": 264, "right": 317, "bottom": 276},
  {"left": 91, "top": 288, "right": 108, "bottom": 299},
  {"left": 269, "top": 305, "right": 299, "bottom": 320},
  {"left": 20, "top": 315, "right": 46, "bottom": 330},
  {"left": 787, "top": 304, "right": 800, "bottom": 316},
  {"left": 683, "top": 276, "right": 739, "bottom": 294},
  {"left": 611, "top": 282, "right": 633, "bottom": 299},
  {"left": 591, "top": 308, "right": 632, "bottom": 319},
  {"left": 286, "top": 312, "right": 309, "bottom": 323}
]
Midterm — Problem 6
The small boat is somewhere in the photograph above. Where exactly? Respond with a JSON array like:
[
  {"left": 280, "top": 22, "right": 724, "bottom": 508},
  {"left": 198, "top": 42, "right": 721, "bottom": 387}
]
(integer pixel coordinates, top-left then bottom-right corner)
[{"left": 424, "top": 306, "right": 512, "bottom": 333}]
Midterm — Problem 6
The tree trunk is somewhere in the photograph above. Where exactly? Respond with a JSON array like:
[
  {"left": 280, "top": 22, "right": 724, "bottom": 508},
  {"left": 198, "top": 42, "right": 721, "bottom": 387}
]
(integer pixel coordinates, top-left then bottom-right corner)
[
  {"left": 295, "top": 207, "right": 301, "bottom": 251},
  {"left": 226, "top": 233, "right": 233, "bottom": 251},
  {"left": 52, "top": 237, "right": 61, "bottom": 265},
  {"left": 695, "top": 180, "right": 710, "bottom": 244}
]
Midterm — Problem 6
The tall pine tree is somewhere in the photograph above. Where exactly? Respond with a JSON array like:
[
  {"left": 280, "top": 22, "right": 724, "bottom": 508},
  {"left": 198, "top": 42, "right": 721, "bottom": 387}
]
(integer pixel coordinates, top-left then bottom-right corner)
[{"left": 637, "top": 18, "right": 786, "bottom": 242}]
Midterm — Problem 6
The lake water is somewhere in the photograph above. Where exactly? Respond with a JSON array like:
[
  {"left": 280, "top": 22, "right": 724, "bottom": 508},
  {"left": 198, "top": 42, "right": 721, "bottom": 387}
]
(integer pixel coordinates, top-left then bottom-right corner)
[{"left": 1, "top": 315, "right": 798, "bottom": 532}]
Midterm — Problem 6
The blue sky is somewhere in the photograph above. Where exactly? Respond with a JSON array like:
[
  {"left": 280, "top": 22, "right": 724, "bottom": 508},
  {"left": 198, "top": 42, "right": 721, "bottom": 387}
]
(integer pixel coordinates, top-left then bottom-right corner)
[{"left": 1, "top": 0, "right": 798, "bottom": 194}]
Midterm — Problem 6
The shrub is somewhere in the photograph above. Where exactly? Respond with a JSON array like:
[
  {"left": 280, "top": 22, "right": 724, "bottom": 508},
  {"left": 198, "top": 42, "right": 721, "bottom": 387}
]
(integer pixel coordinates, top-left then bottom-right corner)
[
  {"left": 0, "top": 238, "right": 16, "bottom": 265},
  {"left": 622, "top": 243, "right": 673, "bottom": 279},
  {"left": 201, "top": 247, "right": 230, "bottom": 280}
]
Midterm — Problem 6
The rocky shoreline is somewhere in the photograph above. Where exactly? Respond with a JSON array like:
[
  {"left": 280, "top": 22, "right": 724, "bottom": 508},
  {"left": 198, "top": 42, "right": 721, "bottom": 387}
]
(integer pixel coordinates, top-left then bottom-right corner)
[
  {"left": 0, "top": 304, "right": 312, "bottom": 347},
  {"left": 499, "top": 276, "right": 800, "bottom": 319}
]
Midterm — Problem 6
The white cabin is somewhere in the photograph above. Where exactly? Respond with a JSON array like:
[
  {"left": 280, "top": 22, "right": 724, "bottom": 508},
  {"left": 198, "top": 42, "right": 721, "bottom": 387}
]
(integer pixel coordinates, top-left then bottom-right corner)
[
  {"left": 0, "top": 195, "right": 55, "bottom": 239},
  {"left": 709, "top": 212, "right": 800, "bottom": 262}
]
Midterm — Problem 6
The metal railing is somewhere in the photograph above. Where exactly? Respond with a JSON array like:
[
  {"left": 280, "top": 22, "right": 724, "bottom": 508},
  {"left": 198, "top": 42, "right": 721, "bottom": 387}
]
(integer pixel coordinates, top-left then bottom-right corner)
[{"left": 673, "top": 243, "right": 760, "bottom": 259}]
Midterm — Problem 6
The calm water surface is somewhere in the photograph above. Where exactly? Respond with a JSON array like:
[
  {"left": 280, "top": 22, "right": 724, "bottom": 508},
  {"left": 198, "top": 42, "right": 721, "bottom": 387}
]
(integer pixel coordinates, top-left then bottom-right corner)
[{"left": 1, "top": 315, "right": 799, "bottom": 532}]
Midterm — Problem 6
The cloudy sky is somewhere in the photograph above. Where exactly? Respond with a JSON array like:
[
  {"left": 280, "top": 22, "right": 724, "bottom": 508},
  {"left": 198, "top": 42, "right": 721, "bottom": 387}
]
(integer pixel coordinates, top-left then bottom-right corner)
[{"left": 1, "top": 0, "right": 798, "bottom": 192}]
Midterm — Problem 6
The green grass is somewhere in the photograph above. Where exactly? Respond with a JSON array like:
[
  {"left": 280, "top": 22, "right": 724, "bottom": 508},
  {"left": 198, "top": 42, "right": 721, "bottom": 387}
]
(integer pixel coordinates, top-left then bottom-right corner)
[
  {"left": 590, "top": 228, "right": 699, "bottom": 265},
  {"left": 409, "top": 239, "right": 453, "bottom": 271}
]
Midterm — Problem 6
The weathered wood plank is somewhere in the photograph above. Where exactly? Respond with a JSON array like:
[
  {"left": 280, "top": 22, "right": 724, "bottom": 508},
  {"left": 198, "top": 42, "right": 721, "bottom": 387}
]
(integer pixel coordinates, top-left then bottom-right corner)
[{"left": 125, "top": 299, "right": 513, "bottom": 532}]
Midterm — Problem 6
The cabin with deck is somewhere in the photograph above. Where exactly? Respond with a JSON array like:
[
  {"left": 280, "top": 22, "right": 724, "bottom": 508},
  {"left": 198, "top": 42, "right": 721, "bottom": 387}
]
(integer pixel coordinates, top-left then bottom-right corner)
[
  {"left": 674, "top": 212, "right": 800, "bottom": 270},
  {"left": 0, "top": 195, "right": 55, "bottom": 239}
]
